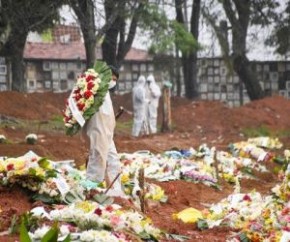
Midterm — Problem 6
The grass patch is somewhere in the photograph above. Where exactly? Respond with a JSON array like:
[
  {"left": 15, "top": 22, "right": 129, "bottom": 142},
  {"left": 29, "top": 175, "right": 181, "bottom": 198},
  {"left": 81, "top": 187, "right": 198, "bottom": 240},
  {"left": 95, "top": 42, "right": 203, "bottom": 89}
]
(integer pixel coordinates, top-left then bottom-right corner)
[
  {"left": 242, "top": 125, "right": 290, "bottom": 139},
  {"left": 115, "top": 120, "right": 133, "bottom": 134},
  {"left": 242, "top": 126, "right": 272, "bottom": 138}
]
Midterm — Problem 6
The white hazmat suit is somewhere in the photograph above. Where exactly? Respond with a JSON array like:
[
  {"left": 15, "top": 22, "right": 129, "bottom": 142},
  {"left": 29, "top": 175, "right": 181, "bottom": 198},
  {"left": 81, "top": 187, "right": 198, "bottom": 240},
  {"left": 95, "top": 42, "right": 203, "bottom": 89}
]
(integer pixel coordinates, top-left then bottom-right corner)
[
  {"left": 145, "top": 74, "right": 161, "bottom": 134},
  {"left": 132, "top": 75, "right": 146, "bottom": 137},
  {"left": 83, "top": 89, "right": 124, "bottom": 197}
]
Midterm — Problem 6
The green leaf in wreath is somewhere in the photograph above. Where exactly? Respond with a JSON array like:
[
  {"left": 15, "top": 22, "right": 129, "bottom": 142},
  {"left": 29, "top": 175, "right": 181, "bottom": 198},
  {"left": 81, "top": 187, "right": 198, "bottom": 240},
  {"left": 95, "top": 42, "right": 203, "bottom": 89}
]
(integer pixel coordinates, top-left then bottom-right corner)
[
  {"left": 41, "top": 222, "right": 59, "bottom": 242},
  {"left": 19, "top": 218, "right": 32, "bottom": 242},
  {"left": 38, "top": 158, "right": 50, "bottom": 169}
]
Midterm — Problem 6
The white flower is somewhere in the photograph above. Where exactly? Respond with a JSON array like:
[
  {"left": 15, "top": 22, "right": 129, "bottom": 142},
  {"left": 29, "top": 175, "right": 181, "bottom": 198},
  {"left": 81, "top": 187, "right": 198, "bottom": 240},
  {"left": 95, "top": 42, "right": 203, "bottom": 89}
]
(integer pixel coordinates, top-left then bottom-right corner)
[
  {"left": 59, "top": 225, "right": 70, "bottom": 236},
  {"left": 25, "top": 133, "right": 38, "bottom": 144},
  {"left": 0, "top": 134, "right": 6, "bottom": 143},
  {"left": 30, "top": 226, "right": 50, "bottom": 239}
]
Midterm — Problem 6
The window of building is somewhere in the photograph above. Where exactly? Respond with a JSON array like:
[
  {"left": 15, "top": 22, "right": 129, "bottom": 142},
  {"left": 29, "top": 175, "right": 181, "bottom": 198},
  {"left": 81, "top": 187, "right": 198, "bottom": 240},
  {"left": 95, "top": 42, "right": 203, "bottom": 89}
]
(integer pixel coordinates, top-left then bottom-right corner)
[
  {"left": 132, "top": 64, "right": 139, "bottom": 71},
  {"left": 0, "top": 75, "right": 6, "bottom": 83},
  {"left": 28, "top": 80, "right": 35, "bottom": 88},
  {"left": 67, "top": 62, "right": 76, "bottom": 70},
  {"left": 263, "top": 64, "right": 269, "bottom": 72},
  {"left": 52, "top": 71, "right": 59, "bottom": 80},
  {"left": 51, "top": 62, "right": 59, "bottom": 69},
  {"left": 140, "top": 64, "right": 146, "bottom": 72},
  {"left": 53, "top": 81, "right": 59, "bottom": 90},
  {"left": 60, "top": 71, "right": 67, "bottom": 79},
  {"left": 0, "top": 57, "right": 5, "bottom": 65},
  {"left": 220, "top": 84, "right": 227, "bottom": 92},
  {"left": 126, "top": 73, "right": 132, "bottom": 81},
  {"left": 207, "top": 67, "right": 213, "bottom": 75},
  {"left": 0, "top": 65, "right": 7, "bottom": 75},
  {"left": 36, "top": 80, "right": 43, "bottom": 89},
  {"left": 45, "top": 81, "right": 51, "bottom": 89},
  {"left": 43, "top": 61, "right": 51, "bottom": 71},
  {"left": 148, "top": 64, "right": 154, "bottom": 71},
  {"left": 126, "top": 82, "right": 132, "bottom": 89},
  {"left": 60, "top": 79, "right": 68, "bottom": 90},
  {"left": 200, "top": 83, "right": 207, "bottom": 92},
  {"left": 208, "top": 76, "right": 213, "bottom": 83},
  {"left": 60, "top": 62, "right": 67, "bottom": 70},
  {"left": 68, "top": 71, "right": 75, "bottom": 80}
]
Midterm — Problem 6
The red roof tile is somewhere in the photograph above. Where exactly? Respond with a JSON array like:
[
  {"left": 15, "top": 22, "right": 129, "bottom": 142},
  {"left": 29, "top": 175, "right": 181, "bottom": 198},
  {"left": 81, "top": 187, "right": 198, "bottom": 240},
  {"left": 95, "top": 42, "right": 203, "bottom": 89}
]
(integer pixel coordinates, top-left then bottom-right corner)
[
  {"left": 24, "top": 42, "right": 87, "bottom": 60},
  {"left": 125, "top": 47, "right": 152, "bottom": 61},
  {"left": 24, "top": 42, "right": 151, "bottom": 61}
]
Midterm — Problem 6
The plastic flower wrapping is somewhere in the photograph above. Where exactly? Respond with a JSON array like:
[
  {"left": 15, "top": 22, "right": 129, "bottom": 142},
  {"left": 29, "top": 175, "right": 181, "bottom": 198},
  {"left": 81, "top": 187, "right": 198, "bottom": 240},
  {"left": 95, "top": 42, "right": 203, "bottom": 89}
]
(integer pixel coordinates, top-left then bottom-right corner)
[
  {"left": 29, "top": 200, "right": 162, "bottom": 241},
  {"left": 63, "top": 61, "right": 112, "bottom": 136}
]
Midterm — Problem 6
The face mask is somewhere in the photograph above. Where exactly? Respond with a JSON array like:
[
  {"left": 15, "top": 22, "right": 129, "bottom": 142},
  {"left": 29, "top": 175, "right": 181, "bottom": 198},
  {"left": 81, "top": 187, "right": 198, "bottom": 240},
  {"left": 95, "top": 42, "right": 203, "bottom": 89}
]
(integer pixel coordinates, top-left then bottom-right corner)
[{"left": 108, "top": 80, "right": 116, "bottom": 89}]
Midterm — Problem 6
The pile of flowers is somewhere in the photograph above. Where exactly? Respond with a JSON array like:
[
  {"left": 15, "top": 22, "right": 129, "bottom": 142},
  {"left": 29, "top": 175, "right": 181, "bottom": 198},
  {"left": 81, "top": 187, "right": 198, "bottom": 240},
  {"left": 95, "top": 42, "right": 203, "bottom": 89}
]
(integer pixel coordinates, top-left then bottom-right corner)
[
  {"left": 0, "top": 155, "right": 56, "bottom": 191},
  {"left": 25, "top": 133, "right": 38, "bottom": 144},
  {"left": 0, "top": 134, "right": 6, "bottom": 144},
  {"left": 28, "top": 200, "right": 162, "bottom": 241},
  {"left": 63, "top": 61, "right": 112, "bottom": 136}
]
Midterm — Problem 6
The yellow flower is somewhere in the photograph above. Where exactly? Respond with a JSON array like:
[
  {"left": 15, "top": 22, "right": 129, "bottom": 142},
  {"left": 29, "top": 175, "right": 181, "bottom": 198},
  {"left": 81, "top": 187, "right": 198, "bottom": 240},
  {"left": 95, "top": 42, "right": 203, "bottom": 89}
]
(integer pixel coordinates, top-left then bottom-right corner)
[
  {"left": 121, "top": 174, "right": 130, "bottom": 184},
  {"left": 0, "top": 162, "right": 4, "bottom": 172},
  {"left": 141, "top": 217, "right": 152, "bottom": 227},
  {"left": 75, "top": 201, "right": 95, "bottom": 213},
  {"left": 6, "top": 158, "right": 26, "bottom": 170},
  {"left": 35, "top": 167, "right": 45, "bottom": 177}
]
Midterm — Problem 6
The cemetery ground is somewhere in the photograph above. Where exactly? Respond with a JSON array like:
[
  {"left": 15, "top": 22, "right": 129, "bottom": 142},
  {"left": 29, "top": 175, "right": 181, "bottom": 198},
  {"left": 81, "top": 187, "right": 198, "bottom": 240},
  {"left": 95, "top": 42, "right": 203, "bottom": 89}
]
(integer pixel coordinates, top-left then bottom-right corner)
[{"left": 1, "top": 91, "right": 290, "bottom": 241}]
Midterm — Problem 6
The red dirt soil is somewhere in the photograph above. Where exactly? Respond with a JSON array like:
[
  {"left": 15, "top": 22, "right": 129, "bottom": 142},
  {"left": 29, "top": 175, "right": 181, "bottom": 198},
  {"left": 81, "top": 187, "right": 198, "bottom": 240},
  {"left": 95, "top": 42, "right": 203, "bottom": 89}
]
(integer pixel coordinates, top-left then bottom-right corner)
[{"left": 0, "top": 91, "right": 290, "bottom": 241}]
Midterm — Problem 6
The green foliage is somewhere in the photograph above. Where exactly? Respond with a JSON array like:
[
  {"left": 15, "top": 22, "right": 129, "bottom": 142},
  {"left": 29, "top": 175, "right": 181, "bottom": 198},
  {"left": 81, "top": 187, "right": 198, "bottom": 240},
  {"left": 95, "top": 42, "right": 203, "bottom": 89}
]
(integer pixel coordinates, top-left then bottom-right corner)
[
  {"left": 242, "top": 126, "right": 271, "bottom": 138},
  {"left": 197, "top": 219, "right": 209, "bottom": 230},
  {"left": 38, "top": 158, "right": 51, "bottom": 169},
  {"left": 139, "top": 4, "right": 198, "bottom": 55},
  {"left": 20, "top": 218, "right": 32, "bottom": 242},
  {"left": 41, "top": 223, "right": 59, "bottom": 242}
]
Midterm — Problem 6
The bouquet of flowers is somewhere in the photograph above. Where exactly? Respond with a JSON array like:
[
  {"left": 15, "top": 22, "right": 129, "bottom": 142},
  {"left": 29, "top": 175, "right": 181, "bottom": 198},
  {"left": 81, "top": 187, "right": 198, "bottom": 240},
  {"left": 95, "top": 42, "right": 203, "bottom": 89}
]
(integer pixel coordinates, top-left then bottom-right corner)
[
  {"left": 25, "top": 133, "right": 38, "bottom": 144},
  {"left": 63, "top": 61, "right": 112, "bottom": 136}
]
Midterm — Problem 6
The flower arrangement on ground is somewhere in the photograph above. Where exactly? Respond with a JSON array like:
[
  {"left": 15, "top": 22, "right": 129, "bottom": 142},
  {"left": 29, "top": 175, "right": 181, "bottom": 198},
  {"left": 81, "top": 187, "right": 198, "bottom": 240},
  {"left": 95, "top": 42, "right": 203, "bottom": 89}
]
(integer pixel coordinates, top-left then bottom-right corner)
[
  {"left": 63, "top": 61, "right": 112, "bottom": 136},
  {"left": 0, "top": 134, "right": 6, "bottom": 144},
  {"left": 25, "top": 133, "right": 37, "bottom": 144}
]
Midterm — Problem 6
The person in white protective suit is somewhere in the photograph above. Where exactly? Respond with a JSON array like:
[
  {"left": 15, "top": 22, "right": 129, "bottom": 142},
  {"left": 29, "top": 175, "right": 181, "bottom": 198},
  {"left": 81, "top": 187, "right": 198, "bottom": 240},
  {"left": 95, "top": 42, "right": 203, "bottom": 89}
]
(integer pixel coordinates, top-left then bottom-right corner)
[
  {"left": 132, "top": 75, "right": 147, "bottom": 137},
  {"left": 145, "top": 74, "right": 161, "bottom": 134},
  {"left": 82, "top": 66, "right": 125, "bottom": 197}
]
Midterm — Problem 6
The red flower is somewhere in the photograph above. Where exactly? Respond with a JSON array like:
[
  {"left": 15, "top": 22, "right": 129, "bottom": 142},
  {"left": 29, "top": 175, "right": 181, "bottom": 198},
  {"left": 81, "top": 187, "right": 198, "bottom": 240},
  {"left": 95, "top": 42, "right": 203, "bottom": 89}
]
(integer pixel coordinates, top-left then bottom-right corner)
[
  {"left": 86, "top": 75, "right": 94, "bottom": 82},
  {"left": 74, "top": 93, "right": 82, "bottom": 101},
  {"left": 7, "top": 164, "right": 14, "bottom": 171},
  {"left": 87, "top": 81, "right": 95, "bottom": 90},
  {"left": 77, "top": 102, "right": 85, "bottom": 111},
  {"left": 105, "top": 205, "right": 114, "bottom": 213},
  {"left": 64, "top": 116, "right": 71, "bottom": 122},
  {"left": 243, "top": 194, "right": 252, "bottom": 202},
  {"left": 84, "top": 90, "right": 93, "bottom": 99},
  {"left": 94, "top": 208, "right": 102, "bottom": 216},
  {"left": 74, "top": 88, "right": 80, "bottom": 94}
]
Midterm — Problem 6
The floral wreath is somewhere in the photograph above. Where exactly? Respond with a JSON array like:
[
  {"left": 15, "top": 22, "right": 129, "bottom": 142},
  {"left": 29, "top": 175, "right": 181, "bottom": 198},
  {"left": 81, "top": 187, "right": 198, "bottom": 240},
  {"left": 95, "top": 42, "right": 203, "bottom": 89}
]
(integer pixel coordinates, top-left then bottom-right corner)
[{"left": 63, "top": 61, "right": 112, "bottom": 136}]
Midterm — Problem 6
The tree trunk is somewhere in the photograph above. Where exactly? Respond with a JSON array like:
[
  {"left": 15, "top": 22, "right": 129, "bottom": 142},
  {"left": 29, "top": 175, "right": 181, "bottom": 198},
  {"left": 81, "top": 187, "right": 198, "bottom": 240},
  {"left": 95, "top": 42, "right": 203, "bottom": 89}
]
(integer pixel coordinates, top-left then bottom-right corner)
[
  {"left": 71, "top": 0, "right": 96, "bottom": 68},
  {"left": 233, "top": 54, "right": 265, "bottom": 100},
  {"left": 161, "top": 86, "right": 172, "bottom": 132},
  {"left": 82, "top": 30, "right": 96, "bottom": 68},
  {"left": 101, "top": 22, "right": 119, "bottom": 67},
  {"left": 182, "top": 54, "right": 198, "bottom": 99},
  {"left": 175, "top": 47, "right": 181, "bottom": 97},
  {"left": 175, "top": 0, "right": 200, "bottom": 99},
  {"left": 9, "top": 31, "right": 27, "bottom": 92}
]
